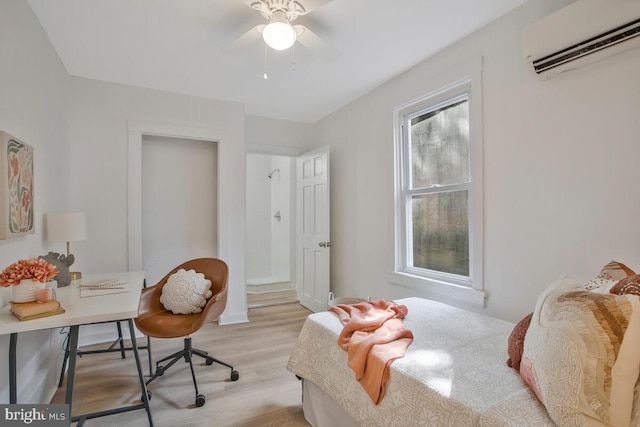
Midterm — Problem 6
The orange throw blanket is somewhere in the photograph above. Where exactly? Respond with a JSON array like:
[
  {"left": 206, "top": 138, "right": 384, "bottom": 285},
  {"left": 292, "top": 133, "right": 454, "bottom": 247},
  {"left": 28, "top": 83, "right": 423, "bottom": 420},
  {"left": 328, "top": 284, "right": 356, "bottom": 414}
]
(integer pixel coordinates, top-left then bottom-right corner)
[{"left": 329, "top": 299, "right": 413, "bottom": 404}]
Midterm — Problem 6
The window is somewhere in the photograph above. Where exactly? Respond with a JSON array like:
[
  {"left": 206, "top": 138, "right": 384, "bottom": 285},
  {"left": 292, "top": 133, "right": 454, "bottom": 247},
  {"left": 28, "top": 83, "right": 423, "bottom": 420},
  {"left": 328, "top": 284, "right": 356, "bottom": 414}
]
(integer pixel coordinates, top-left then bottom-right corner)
[
  {"left": 392, "top": 74, "right": 484, "bottom": 302},
  {"left": 409, "top": 96, "right": 470, "bottom": 276}
]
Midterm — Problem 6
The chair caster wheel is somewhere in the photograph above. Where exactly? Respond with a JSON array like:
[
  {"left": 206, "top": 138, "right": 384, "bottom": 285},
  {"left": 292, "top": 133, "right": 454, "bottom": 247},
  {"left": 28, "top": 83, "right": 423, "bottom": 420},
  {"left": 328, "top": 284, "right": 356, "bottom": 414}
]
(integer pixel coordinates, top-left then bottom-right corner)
[
  {"left": 195, "top": 394, "right": 206, "bottom": 407},
  {"left": 142, "top": 391, "right": 152, "bottom": 402},
  {"left": 205, "top": 359, "right": 213, "bottom": 366},
  {"left": 230, "top": 370, "right": 239, "bottom": 381},
  {"left": 156, "top": 366, "right": 165, "bottom": 376}
]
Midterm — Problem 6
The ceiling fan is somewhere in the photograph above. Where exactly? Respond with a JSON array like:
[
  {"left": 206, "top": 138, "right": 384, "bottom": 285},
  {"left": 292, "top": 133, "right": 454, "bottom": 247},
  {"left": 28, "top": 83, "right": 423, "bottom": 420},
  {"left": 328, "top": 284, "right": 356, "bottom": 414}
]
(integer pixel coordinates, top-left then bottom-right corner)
[{"left": 225, "top": 0, "right": 339, "bottom": 60}]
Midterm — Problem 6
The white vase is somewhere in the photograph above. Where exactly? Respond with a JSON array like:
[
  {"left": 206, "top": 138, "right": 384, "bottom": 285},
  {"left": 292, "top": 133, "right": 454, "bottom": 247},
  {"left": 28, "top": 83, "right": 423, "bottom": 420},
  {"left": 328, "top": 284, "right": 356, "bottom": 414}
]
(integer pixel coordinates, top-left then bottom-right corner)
[{"left": 12, "top": 279, "right": 45, "bottom": 303}]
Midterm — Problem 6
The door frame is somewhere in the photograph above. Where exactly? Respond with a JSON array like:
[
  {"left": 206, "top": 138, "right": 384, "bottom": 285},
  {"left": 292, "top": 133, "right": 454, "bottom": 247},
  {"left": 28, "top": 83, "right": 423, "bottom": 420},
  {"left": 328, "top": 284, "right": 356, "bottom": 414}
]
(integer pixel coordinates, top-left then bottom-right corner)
[
  {"left": 128, "top": 121, "right": 248, "bottom": 324},
  {"left": 245, "top": 144, "right": 305, "bottom": 157}
]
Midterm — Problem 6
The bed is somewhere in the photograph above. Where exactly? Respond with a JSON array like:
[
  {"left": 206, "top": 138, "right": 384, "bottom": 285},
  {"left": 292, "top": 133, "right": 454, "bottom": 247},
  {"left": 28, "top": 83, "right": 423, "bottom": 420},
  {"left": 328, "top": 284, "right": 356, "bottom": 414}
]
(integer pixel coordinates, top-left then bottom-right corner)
[{"left": 287, "top": 296, "right": 640, "bottom": 426}]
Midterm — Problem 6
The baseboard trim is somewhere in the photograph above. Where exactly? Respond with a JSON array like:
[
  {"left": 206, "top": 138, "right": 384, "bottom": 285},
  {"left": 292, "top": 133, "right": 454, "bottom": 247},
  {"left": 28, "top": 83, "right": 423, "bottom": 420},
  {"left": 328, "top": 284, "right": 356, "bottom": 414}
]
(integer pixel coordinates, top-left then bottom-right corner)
[{"left": 219, "top": 311, "right": 249, "bottom": 325}]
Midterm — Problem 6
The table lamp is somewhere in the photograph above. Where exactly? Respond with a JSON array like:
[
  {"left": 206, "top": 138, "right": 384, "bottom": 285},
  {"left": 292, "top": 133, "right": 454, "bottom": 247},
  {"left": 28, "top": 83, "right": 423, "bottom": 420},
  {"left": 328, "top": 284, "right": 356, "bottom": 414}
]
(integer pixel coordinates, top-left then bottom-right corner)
[{"left": 46, "top": 211, "right": 87, "bottom": 280}]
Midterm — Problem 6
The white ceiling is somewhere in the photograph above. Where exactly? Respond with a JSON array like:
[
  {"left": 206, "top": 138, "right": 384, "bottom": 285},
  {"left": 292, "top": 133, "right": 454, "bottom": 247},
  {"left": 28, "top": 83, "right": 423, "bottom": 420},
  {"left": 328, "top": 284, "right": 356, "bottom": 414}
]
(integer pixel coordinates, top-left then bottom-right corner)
[{"left": 27, "top": 0, "right": 528, "bottom": 123}]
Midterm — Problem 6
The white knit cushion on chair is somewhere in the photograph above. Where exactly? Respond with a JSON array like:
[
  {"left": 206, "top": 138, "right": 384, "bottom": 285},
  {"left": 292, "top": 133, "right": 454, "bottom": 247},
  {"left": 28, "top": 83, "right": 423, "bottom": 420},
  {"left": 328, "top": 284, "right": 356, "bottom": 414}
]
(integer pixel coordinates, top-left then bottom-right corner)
[{"left": 160, "top": 269, "right": 213, "bottom": 314}]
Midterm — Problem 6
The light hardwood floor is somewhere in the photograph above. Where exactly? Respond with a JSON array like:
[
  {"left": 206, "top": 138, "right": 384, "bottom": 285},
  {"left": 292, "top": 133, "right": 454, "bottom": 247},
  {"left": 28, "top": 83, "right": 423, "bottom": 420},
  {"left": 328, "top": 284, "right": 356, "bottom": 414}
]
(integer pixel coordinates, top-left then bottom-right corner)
[
  {"left": 247, "top": 290, "right": 298, "bottom": 308},
  {"left": 52, "top": 303, "right": 313, "bottom": 426}
]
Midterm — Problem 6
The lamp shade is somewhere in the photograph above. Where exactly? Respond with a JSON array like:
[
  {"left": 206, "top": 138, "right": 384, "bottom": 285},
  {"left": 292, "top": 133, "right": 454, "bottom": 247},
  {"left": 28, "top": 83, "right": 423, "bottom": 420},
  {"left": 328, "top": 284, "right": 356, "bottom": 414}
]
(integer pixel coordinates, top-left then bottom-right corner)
[
  {"left": 262, "top": 11, "right": 296, "bottom": 50},
  {"left": 46, "top": 212, "right": 87, "bottom": 242}
]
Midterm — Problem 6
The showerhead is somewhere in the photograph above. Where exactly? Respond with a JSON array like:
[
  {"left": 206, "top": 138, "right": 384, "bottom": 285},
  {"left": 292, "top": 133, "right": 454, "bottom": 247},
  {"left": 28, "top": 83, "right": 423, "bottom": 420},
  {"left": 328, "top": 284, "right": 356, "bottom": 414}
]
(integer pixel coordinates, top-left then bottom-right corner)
[{"left": 267, "top": 168, "right": 280, "bottom": 179}]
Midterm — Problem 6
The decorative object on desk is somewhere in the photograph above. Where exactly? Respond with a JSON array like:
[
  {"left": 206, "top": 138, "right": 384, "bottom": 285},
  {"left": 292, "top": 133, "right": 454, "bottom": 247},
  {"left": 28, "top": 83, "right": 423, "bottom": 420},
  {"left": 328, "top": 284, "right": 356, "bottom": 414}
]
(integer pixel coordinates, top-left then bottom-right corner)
[
  {"left": 11, "top": 279, "right": 45, "bottom": 303},
  {"left": 0, "top": 258, "right": 58, "bottom": 303},
  {"left": 38, "top": 251, "right": 74, "bottom": 287},
  {"left": 46, "top": 211, "right": 87, "bottom": 280},
  {"left": 36, "top": 286, "right": 56, "bottom": 303},
  {"left": 10, "top": 299, "right": 63, "bottom": 320},
  {"left": 78, "top": 278, "right": 129, "bottom": 297},
  {"left": 12, "top": 308, "right": 65, "bottom": 322},
  {"left": 0, "top": 131, "right": 35, "bottom": 239}
]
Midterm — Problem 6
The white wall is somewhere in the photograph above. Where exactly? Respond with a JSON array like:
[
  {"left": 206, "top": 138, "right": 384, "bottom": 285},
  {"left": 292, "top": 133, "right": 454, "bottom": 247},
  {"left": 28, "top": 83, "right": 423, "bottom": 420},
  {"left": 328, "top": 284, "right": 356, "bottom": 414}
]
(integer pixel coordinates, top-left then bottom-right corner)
[
  {"left": 245, "top": 115, "right": 313, "bottom": 155},
  {"left": 67, "top": 77, "right": 247, "bottom": 323},
  {"left": 246, "top": 153, "right": 272, "bottom": 280},
  {"left": 0, "top": 0, "right": 71, "bottom": 404},
  {"left": 270, "top": 156, "right": 292, "bottom": 283},
  {"left": 313, "top": 0, "right": 640, "bottom": 322}
]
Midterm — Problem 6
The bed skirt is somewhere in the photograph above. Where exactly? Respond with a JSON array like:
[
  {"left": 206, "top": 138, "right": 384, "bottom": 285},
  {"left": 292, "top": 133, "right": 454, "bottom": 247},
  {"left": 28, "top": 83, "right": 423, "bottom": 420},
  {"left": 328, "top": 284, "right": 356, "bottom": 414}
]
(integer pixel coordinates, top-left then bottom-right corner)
[{"left": 302, "top": 379, "right": 360, "bottom": 427}]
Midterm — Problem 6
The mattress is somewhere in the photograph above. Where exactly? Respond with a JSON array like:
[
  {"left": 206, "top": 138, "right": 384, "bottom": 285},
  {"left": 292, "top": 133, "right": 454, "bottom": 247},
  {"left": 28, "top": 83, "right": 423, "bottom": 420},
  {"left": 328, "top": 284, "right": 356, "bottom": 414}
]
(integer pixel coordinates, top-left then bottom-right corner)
[{"left": 287, "top": 297, "right": 555, "bottom": 426}]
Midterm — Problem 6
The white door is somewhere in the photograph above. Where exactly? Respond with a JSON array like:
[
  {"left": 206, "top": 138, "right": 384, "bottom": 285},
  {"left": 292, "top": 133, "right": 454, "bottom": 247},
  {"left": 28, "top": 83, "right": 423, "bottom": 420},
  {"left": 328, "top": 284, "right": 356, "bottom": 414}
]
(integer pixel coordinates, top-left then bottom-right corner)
[{"left": 296, "top": 145, "right": 330, "bottom": 312}]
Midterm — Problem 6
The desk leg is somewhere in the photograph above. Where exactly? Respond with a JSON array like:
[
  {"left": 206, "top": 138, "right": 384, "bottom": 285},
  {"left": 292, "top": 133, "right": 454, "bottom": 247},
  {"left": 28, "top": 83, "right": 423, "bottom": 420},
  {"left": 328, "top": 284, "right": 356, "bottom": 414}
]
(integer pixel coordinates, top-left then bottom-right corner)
[
  {"left": 65, "top": 325, "right": 80, "bottom": 415},
  {"left": 128, "top": 319, "right": 153, "bottom": 427},
  {"left": 9, "top": 333, "right": 17, "bottom": 404},
  {"left": 116, "top": 321, "right": 126, "bottom": 359}
]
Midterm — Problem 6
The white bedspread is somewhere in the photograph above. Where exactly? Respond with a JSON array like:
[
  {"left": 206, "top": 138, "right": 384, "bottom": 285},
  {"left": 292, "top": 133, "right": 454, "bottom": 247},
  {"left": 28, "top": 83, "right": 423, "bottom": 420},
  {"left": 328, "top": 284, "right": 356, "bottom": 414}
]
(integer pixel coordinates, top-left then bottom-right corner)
[{"left": 287, "top": 297, "right": 555, "bottom": 426}]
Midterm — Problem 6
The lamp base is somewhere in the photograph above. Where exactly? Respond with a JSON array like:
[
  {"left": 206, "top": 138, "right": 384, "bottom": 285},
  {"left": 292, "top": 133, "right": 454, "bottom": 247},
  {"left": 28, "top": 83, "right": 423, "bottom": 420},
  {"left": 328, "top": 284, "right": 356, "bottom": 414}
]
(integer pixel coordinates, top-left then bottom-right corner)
[{"left": 70, "top": 271, "right": 82, "bottom": 280}]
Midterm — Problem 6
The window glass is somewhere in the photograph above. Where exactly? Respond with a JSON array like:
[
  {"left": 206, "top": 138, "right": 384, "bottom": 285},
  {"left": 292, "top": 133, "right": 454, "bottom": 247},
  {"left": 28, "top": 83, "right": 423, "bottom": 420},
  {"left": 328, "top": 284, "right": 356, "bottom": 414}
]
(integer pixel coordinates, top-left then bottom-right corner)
[
  {"left": 411, "top": 191, "right": 469, "bottom": 276},
  {"left": 410, "top": 99, "right": 469, "bottom": 189}
]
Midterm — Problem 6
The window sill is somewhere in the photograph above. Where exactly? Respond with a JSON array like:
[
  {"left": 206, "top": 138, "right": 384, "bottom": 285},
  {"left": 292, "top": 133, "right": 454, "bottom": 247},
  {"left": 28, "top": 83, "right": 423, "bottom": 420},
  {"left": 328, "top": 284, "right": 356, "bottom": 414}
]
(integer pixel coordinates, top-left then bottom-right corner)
[{"left": 387, "top": 271, "right": 486, "bottom": 307}]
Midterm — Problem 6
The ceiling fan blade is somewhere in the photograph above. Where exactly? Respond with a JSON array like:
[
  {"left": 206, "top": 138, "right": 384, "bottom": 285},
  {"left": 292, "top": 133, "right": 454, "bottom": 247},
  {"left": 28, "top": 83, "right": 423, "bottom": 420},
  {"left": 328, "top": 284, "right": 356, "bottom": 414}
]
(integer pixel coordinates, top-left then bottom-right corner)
[
  {"left": 238, "top": 0, "right": 261, "bottom": 7},
  {"left": 238, "top": 0, "right": 334, "bottom": 15},
  {"left": 296, "top": 0, "right": 334, "bottom": 15},
  {"left": 295, "top": 25, "right": 339, "bottom": 60},
  {"left": 223, "top": 25, "right": 265, "bottom": 52}
]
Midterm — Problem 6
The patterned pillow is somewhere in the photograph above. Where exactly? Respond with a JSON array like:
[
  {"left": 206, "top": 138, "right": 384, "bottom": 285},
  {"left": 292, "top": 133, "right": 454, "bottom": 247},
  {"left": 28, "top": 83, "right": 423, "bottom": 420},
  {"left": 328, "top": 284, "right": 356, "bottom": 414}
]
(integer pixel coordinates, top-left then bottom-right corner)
[
  {"left": 611, "top": 274, "right": 640, "bottom": 297},
  {"left": 160, "top": 269, "right": 213, "bottom": 314},
  {"left": 521, "top": 275, "right": 640, "bottom": 427},
  {"left": 585, "top": 260, "right": 635, "bottom": 293},
  {"left": 506, "top": 312, "right": 532, "bottom": 371}
]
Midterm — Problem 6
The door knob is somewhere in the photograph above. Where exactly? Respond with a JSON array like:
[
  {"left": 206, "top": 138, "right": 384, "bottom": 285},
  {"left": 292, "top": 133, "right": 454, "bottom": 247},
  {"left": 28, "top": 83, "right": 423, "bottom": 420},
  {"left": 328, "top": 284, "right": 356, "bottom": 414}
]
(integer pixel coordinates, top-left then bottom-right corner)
[{"left": 319, "top": 242, "right": 333, "bottom": 248}]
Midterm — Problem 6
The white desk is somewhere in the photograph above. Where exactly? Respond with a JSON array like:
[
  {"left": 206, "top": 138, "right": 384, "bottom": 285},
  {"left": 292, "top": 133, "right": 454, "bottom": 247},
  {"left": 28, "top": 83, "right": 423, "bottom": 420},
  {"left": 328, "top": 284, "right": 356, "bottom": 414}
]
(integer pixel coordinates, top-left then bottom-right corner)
[{"left": 0, "top": 271, "right": 153, "bottom": 426}]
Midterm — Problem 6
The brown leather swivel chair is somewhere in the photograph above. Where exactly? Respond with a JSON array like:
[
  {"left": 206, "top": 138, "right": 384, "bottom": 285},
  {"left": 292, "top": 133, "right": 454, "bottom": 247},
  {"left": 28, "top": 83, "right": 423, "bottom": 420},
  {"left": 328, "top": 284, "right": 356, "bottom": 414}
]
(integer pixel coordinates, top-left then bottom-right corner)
[{"left": 135, "top": 258, "right": 239, "bottom": 407}]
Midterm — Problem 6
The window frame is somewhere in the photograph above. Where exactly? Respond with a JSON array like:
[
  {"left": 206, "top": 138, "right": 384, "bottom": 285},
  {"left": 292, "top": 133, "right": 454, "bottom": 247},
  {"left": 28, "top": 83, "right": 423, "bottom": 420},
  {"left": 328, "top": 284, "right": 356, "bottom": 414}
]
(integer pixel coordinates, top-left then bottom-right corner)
[{"left": 390, "top": 64, "right": 485, "bottom": 306}]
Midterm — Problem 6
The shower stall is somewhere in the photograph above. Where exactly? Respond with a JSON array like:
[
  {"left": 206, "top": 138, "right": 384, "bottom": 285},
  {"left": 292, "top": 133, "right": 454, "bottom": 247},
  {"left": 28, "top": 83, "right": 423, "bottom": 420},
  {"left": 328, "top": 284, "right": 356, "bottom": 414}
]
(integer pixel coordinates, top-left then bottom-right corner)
[{"left": 246, "top": 153, "right": 295, "bottom": 294}]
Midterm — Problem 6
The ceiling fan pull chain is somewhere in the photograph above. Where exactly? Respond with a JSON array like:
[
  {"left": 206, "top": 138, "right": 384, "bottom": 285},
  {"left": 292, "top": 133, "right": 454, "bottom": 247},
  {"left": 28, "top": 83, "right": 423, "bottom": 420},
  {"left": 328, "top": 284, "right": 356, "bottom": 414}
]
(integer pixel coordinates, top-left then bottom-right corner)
[
  {"left": 291, "top": 43, "right": 296, "bottom": 71},
  {"left": 263, "top": 44, "right": 269, "bottom": 80}
]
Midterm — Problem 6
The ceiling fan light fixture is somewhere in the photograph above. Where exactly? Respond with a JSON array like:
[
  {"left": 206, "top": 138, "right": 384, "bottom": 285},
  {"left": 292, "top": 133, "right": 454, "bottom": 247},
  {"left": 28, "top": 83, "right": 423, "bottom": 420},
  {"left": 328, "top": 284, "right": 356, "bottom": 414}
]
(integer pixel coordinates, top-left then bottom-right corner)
[{"left": 262, "top": 11, "right": 296, "bottom": 50}]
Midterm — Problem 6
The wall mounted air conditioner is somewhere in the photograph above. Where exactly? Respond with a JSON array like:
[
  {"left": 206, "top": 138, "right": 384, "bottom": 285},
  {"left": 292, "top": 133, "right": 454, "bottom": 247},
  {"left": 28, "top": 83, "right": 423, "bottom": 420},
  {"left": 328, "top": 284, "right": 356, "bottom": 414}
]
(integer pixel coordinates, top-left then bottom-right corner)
[{"left": 523, "top": 0, "right": 640, "bottom": 79}]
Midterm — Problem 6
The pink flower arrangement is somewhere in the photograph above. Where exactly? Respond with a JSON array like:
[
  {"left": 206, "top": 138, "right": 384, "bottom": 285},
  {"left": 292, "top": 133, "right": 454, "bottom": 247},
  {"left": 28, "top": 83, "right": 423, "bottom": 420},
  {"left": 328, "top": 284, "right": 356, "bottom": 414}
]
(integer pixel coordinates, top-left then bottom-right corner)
[{"left": 0, "top": 258, "right": 58, "bottom": 287}]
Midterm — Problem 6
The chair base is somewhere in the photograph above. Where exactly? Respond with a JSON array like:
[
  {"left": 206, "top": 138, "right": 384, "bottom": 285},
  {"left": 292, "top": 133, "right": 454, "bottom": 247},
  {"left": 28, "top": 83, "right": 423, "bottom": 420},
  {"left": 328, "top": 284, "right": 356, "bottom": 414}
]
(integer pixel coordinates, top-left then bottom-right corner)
[{"left": 145, "top": 336, "right": 239, "bottom": 407}]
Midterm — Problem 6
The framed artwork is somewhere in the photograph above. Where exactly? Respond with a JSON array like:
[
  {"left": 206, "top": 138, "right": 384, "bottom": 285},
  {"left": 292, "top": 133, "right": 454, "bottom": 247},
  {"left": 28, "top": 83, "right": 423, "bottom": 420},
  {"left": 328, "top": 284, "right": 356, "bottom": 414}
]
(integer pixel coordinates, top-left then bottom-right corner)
[{"left": 0, "top": 131, "right": 34, "bottom": 239}]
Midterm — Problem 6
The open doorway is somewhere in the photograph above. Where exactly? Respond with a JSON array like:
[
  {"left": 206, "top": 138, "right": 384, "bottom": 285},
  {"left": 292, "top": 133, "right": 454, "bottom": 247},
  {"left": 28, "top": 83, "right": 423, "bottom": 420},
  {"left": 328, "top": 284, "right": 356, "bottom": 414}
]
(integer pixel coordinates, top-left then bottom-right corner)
[
  {"left": 142, "top": 135, "right": 218, "bottom": 285},
  {"left": 246, "top": 153, "right": 297, "bottom": 307}
]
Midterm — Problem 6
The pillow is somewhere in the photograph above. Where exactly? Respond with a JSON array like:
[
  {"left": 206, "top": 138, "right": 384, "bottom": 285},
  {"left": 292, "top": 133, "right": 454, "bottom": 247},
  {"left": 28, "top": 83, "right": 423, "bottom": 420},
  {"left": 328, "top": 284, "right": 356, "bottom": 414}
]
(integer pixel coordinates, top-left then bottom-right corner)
[
  {"left": 506, "top": 312, "right": 533, "bottom": 371},
  {"left": 611, "top": 274, "right": 640, "bottom": 297},
  {"left": 160, "top": 269, "right": 213, "bottom": 314},
  {"left": 521, "top": 275, "right": 640, "bottom": 427},
  {"left": 585, "top": 260, "right": 635, "bottom": 293}
]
